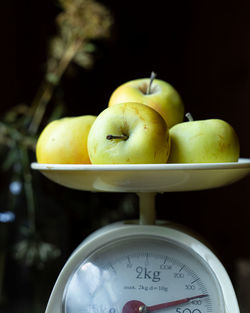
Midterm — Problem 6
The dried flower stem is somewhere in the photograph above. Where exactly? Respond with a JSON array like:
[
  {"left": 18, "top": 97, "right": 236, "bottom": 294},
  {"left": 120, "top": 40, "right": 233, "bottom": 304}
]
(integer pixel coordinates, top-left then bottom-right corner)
[
  {"left": 20, "top": 146, "right": 36, "bottom": 234},
  {"left": 28, "top": 39, "right": 84, "bottom": 135}
]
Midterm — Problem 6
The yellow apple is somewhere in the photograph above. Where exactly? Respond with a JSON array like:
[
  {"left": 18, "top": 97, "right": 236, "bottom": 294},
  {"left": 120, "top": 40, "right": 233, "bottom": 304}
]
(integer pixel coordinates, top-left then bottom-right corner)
[
  {"left": 36, "top": 115, "right": 96, "bottom": 164},
  {"left": 87, "top": 102, "right": 170, "bottom": 164},
  {"left": 108, "top": 72, "right": 184, "bottom": 128},
  {"left": 168, "top": 115, "right": 240, "bottom": 163}
]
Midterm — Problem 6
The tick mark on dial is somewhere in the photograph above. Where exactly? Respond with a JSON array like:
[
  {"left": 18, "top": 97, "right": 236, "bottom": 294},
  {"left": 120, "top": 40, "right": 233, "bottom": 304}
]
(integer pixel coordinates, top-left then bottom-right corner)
[
  {"left": 179, "top": 265, "right": 185, "bottom": 272},
  {"left": 191, "top": 278, "right": 200, "bottom": 284},
  {"left": 109, "top": 263, "right": 117, "bottom": 274}
]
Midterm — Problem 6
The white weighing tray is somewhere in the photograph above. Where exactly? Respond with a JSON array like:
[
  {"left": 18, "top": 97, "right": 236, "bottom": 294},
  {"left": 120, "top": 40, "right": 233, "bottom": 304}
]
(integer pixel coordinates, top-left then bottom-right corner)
[{"left": 31, "top": 158, "right": 250, "bottom": 193}]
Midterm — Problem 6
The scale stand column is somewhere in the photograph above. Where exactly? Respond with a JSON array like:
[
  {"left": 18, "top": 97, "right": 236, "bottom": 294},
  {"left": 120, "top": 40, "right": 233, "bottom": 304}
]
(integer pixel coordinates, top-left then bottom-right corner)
[{"left": 137, "top": 192, "right": 157, "bottom": 225}]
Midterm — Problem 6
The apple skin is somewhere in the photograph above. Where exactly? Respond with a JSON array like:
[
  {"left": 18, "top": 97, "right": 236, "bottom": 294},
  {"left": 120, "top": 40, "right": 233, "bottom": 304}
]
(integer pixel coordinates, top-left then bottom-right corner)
[
  {"left": 87, "top": 102, "right": 170, "bottom": 164},
  {"left": 36, "top": 115, "right": 96, "bottom": 164},
  {"left": 108, "top": 78, "right": 184, "bottom": 128},
  {"left": 168, "top": 119, "right": 240, "bottom": 163}
]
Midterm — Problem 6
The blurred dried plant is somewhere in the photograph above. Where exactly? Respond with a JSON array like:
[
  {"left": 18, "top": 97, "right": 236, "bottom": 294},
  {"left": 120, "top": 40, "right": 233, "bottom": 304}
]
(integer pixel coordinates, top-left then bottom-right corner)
[
  {"left": 0, "top": 0, "right": 113, "bottom": 272},
  {"left": 29, "top": 0, "right": 113, "bottom": 134}
]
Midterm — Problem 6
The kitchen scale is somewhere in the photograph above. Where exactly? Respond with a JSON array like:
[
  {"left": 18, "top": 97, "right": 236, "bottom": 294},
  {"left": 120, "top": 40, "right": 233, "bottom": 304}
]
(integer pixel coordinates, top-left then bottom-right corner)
[{"left": 31, "top": 158, "right": 250, "bottom": 313}]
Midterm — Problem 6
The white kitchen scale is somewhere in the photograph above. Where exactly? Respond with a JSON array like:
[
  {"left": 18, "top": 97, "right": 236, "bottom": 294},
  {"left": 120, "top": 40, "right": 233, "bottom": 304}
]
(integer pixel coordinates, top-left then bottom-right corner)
[{"left": 31, "top": 158, "right": 250, "bottom": 313}]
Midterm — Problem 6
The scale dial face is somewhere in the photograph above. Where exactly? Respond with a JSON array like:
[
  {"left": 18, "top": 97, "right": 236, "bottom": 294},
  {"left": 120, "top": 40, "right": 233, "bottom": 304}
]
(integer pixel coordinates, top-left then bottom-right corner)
[{"left": 63, "top": 236, "right": 224, "bottom": 313}]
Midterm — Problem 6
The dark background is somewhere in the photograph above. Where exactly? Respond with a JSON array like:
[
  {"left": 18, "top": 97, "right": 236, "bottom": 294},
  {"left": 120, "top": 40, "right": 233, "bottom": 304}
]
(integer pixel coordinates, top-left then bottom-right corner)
[{"left": 1, "top": 1, "right": 250, "bottom": 312}]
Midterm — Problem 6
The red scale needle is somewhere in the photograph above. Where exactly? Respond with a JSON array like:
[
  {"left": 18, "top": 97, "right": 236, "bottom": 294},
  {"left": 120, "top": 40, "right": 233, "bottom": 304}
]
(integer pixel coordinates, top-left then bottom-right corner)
[{"left": 122, "top": 294, "right": 208, "bottom": 313}]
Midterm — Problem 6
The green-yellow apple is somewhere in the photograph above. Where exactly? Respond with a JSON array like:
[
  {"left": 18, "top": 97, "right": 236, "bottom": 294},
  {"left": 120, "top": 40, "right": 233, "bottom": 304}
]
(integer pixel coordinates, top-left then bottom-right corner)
[
  {"left": 36, "top": 115, "right": 96, "bottom": 164},
  {"left": 168, "top": 114, "right": 240, "bottom": 163},
  {"left": 87, "top": 102, "right": 170, "bottom": 164},
  {"left": 108, "top": 72, "right": 184, "bottom": 128}
]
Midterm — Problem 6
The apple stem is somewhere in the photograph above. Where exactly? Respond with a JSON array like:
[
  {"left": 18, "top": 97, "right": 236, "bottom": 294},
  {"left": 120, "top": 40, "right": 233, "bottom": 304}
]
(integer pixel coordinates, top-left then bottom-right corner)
[
  {"left": 146, "top": 71, "right": 157, "bottom": 95},
  {"left": 106, "top": 134, "right": 129, "bottom": 140},
  {"left": 185, "top": 112, "right": 194, "bottom": 121}
]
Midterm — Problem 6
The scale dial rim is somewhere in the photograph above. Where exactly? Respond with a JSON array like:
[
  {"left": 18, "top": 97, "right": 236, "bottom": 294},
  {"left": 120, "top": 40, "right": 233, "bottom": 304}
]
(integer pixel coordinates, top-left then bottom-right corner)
[{"left": 45, "top": 221, "right": 239, "bottom": 313}]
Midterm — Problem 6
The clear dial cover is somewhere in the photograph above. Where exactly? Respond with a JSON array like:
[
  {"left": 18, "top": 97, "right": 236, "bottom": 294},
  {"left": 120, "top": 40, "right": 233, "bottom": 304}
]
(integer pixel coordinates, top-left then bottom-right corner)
[{"left": 63, "top": 236, "right": 224, "bottom": 313}]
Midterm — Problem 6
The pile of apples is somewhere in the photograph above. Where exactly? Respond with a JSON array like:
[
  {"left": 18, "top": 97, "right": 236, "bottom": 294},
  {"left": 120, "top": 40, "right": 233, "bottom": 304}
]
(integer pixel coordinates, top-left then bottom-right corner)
[{"left": 36, "top": 72, "right": 240, "bottom": 164}]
